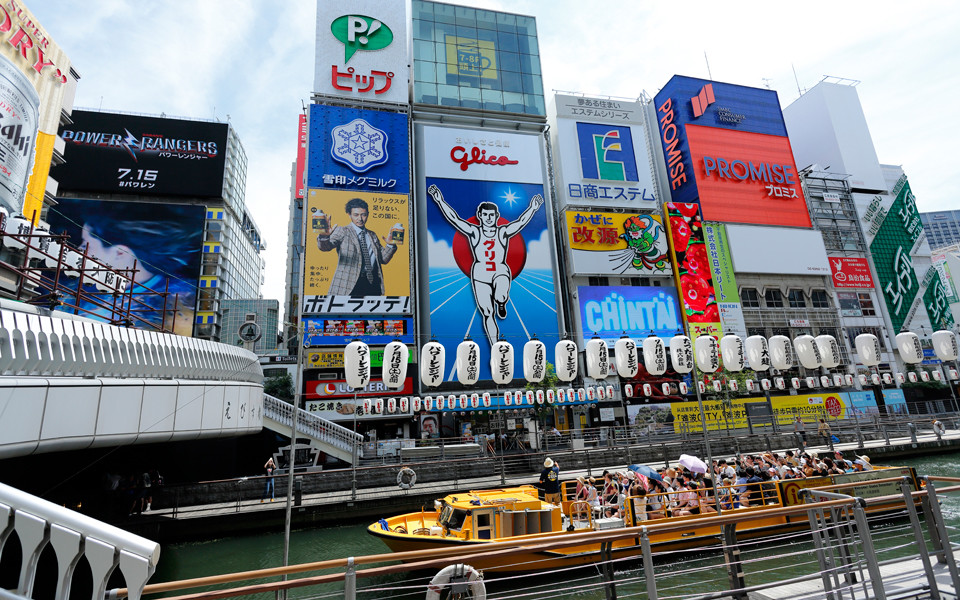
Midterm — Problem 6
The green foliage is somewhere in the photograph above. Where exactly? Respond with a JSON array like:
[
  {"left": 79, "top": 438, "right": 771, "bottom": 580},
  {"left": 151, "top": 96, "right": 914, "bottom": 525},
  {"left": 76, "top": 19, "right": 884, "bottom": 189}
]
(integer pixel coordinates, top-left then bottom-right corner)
[
  {"left": 525, "top": 362, "right": 562, "bottom": 417},
  {"left": 264, "top": 371, "right": 295, "bottom": 401}
]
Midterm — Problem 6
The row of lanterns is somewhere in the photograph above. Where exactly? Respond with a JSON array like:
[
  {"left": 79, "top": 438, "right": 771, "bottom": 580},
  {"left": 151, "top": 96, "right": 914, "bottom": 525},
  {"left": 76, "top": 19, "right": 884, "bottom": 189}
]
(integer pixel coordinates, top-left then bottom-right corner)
[
  {"left": 358, "top": 386, "right": 613, "bottom": 415},
  {"left": 343, "top": 330, "right": 960, "bottom": 393}
]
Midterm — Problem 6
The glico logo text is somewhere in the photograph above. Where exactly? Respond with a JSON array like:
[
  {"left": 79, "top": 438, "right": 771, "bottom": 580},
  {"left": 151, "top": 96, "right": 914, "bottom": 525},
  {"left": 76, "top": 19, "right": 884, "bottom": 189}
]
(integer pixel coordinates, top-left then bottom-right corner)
[{"left": 702, "top": 156, "right": 796, "bottom": 185}]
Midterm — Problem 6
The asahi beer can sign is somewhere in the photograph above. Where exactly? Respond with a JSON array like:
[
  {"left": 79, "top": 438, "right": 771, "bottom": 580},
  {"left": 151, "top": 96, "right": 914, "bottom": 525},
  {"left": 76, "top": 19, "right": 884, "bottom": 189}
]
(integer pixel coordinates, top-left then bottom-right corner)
[{"left": 0, "top": 54, "right": 38, "bottom": 215}]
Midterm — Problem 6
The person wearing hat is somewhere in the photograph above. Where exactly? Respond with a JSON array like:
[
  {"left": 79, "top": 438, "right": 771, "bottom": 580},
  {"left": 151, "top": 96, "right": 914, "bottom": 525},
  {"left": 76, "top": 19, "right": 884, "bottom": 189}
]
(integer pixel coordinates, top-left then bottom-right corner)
[{"left": 540, "top": 457, "right": 562, "bottom": 505}]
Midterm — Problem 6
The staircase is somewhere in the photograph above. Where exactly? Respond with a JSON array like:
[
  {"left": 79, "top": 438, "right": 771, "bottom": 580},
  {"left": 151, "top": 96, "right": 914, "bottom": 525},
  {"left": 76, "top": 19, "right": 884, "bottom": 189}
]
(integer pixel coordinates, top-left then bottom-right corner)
[{"left": 262, "top": 394, "right": 363, "bottom": 464}]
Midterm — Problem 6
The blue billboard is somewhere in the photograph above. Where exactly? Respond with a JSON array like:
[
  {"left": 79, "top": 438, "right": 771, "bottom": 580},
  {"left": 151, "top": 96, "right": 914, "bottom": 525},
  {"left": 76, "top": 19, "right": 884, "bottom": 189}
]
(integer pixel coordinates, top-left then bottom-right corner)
[
  {"left": 577, "top": 285, "right": 682, "bottom": 346},
  {"left": 303, "top": 315, "right": 414, "bottom": 346},
  {"left": 307, "top": 105, "right": 410, "bottom": 194}
]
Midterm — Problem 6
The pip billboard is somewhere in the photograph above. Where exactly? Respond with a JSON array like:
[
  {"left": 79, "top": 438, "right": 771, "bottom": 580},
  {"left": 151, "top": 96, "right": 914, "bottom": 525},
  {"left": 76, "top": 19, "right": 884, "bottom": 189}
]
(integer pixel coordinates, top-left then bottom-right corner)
[
  {"left": 420, "top": 125, "right": 560, "bottom": 382},
  {"left": 45, "top": 198, "right": 205, "bottom": 336},
  {"left": 314, "top": 0, "right": 409, "bottom": 105},
  {"left": 552, "top": 94, "right": 658, "bottom": 209},
  {"left": 565, "top": 209, "right": 669, "bottom": 276},
  {"left": 664, "top": 202, "right": 722, "bottom": 338},
  {"left": 302, "top": 188, "right": 410, "bottom": 315},
  {"left": 577, "top": 286, "right": 681, "bottom": 345},
  {"left": 306, "top": 104, "right": 409, "bottom": 194},
  {"left": 53, "top": 111, "right": 229, "bottom": 198}
]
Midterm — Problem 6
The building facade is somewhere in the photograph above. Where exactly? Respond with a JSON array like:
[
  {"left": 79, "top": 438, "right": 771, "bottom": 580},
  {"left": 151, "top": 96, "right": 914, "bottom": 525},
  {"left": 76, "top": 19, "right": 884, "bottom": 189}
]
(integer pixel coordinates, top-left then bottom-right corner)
[
  {"left": 222, "top": 298, "right": 280, "bottom": 355},
  {"left": 920, "top": 210, "right": 960, "bottom": 251}
]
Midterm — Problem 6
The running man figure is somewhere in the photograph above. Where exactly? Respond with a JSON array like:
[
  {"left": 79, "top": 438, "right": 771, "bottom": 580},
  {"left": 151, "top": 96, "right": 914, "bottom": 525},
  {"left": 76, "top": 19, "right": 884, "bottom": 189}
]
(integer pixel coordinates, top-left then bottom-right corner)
[{"left": 428, "top": 184, "right": 544, "bottom": 347}]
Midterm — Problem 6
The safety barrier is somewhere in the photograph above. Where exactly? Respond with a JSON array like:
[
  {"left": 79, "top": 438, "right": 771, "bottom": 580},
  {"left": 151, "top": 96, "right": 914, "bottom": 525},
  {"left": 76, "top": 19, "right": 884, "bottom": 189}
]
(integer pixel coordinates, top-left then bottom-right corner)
[{"left": 0, "top": 481, "right": 159, "bottom": 600}]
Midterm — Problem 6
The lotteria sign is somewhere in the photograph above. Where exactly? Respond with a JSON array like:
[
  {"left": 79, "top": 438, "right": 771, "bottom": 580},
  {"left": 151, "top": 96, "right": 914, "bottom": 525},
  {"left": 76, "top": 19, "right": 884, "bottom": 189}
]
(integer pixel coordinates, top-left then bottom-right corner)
[{"left": 654, "top": 75, "right": 810, "bottom": 228}]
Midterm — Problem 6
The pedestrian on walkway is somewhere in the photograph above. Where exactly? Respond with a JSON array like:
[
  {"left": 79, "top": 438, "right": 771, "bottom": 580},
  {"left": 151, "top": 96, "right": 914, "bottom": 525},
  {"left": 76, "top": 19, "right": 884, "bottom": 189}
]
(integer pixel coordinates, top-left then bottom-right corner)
[
  {"left": 540, "top": 457, "right": 561, "bottom": 506},
  {"left": 817, "top": 418, "right": 832, "bottom": 445},
  {"left": 262, "top": 458, "right": 276, "bottom": 503},
  {"left": 794, "top": 416, "right": 807, "bottom": 447}
]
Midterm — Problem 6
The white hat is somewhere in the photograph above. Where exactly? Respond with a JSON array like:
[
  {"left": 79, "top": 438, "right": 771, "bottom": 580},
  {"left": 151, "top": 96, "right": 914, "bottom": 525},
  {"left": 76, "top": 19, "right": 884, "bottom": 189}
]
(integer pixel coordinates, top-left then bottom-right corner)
[{"left": 544, "top": 458, "right": 554, "bottom": 468}]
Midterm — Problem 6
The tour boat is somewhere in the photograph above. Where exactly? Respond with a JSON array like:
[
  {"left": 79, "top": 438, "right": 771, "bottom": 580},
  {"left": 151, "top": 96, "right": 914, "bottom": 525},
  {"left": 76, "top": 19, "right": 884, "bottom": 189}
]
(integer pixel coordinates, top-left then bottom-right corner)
[{"left": 367, "top": 466, "right": 918, "bottom": 573}]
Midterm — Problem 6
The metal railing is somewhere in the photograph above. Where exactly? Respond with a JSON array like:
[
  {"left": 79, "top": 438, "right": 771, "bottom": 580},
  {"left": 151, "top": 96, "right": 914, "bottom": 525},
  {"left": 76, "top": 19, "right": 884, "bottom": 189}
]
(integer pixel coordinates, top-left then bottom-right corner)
[
  {"left": 0, "top": 481, "right": 159, "bottom": 600},
  {"left": 262, "top": 394, "right": 362, "bottom": 455}
]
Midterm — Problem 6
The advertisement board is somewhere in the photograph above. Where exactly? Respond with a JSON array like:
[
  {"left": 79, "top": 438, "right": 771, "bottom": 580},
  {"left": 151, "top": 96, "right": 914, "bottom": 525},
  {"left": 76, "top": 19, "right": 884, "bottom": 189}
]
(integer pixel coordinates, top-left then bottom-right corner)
[
  {"left": 577, "top": 285, "right": 681, "bottom": 345},
  {"left": 0, "top": 54, "right": 38, "bottom": 216},
  {"left": 305, "top": 398, "right": 413, "bottom": 422},
  {"left": 306, "top": 104, "right": 409, "bottom": 194},
  {"left": 565, "top": 209, "right": 669, "bottom": 276},
  {"left": 303, "top": 315, "right": 413, "bottom": 346},
  {"left": 552, "top": 94, "right": 658, "bottom": 209},
  {"left": 670, "top": 392, "right": 871, "bottom": 432},
  {"left": 420, "top": 124, "right": 560, "bottom": 382},
  {"left": 664, "top": 202, "right": 721, "bottom": 338},
  {"left": 305, "top": 348, "right": 414, "bottom": 369},
  {"left": 53, "top": 111, "right": 229, "bottom": 198},
  {"left": 314, "top": 0, "right": 409, "bottom": 105},
  {"left": 829, "top": 257, "right": 875, "bottom": 288},
  {"left": 302, "top": 188, "right": 410, "bottom": 315},
  {"left": 703, "top": 223, "right": 746, "bottom": 337},
  {"left": 45, "top": 198, "right": 205, "bottom": 336},
  {"left": 725, "top": 224, "right": 830, "bottom": 275},
  {"left": 295, "top": 114, "right": 307, "bottom": 200},
  {"left": 304, "top": 376, "right": 414, "bottom": 400}
]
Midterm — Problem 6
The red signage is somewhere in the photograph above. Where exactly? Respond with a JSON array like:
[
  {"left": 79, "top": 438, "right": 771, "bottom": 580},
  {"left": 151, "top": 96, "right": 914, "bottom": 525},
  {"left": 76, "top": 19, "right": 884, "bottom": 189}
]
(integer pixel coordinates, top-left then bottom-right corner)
[
  {"left": 295, "top": 114, "right": 307, "bottom": 200},
  {"left": 829, "top": 257, "right": 875, "bottom": 288},
  {"left": 450, "top": 146, "right": 519, "bottom": 171},
  {"left": 305, "top": 378, "right": 414, "bottom": 399},
  {"left": 686, "top": 125, "right": 812, "bottom": 228}
]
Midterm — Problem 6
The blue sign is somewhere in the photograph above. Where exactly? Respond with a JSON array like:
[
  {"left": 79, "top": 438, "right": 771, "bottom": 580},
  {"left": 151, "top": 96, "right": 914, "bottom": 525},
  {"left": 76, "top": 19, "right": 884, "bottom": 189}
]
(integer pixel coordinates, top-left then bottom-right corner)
[
  {"left": 881, "top": 388, "right": 908, "bottom": 414},
  {"left": 303, "top": 316, "right": 414, "bottom": 346},
  {"left": 576, "top": 122, "right": 639, "bottom": 181},
  {"left": 577, "top": 286, "right": 682, "bottom": 345},
  {"left": 307, "top": 105, "right": 409, "bottom": 193}
]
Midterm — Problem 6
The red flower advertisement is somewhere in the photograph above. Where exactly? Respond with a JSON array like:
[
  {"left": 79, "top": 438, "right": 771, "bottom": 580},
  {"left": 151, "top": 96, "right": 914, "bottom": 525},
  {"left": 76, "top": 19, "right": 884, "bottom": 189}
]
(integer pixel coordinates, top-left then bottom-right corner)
[{"left": 665, "top": 203, "right": 722, "bottom": 337}]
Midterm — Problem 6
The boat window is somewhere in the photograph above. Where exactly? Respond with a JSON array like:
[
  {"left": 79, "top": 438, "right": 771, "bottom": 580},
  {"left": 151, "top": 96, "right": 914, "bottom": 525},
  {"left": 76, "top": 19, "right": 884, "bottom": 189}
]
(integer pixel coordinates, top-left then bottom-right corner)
[{"left": 440, "top": 508, "right": 467, "bottom": 530}]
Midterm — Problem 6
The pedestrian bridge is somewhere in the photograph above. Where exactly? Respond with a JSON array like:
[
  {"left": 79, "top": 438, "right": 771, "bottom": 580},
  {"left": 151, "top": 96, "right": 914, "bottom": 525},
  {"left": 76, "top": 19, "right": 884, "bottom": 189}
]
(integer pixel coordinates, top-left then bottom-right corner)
[{"left": 0, "top": 302, "right": 360, "bottom": 464}]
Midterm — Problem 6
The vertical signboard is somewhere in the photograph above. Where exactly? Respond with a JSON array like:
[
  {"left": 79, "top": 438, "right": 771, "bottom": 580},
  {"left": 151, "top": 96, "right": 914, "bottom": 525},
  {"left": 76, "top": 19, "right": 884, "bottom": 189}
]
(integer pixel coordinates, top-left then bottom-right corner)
[
  {"left": 704, "top": 223, "right": 745, "bottom": 337},
  {"left": 552, "top": 94, "right": 659, "bottom": 209},
  {"left": 0, "top": 55, "right": 38, "bottom": 216},
  {"left": 420, "top": 125, "right": 560, "bottom": 382},
  {"left": 564, "top": 209, "right": 669, "bottom": 276},
  {"left": 664, "top": 202, "right": 721, "bottom": 338},
  {"left": 314, "top": 0, "right": 409, "bottom": 105},
  {"left": 295, "top": 114, "right": 307, "bottom": 200}
]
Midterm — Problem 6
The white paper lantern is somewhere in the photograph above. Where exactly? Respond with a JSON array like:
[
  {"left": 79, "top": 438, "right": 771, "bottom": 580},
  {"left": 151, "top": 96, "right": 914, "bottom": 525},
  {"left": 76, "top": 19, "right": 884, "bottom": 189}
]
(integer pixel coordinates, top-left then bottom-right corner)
[
  {"left": 382, "top": 341, "right": 409, "bottom": 389},
  {"left": 769, "top": 336, "right": 793, "bottom": 370},
  {"left": 697, "top": 381, "right": 706, "bottom": 394},
  {"left": 567, "top": 388, "right": 576, "bottom": 402},
  {"left": 833, "top": 374, "right": 844, "bottom": 387},
  {"left": 712, "top": 380, "right": 722, "bottom": 392},
  {"left": 504, "top": 393, "right": 513, "bottom": 406},
  {"left": 555, "top": 389, "right": 565, "bottom": 403},
  {"left": 670, "top": 335, "right": 694, "bottom": 374},
  {"left": 643, "top": 383, "right": 653, "bottom": 396},
  {"left": 761, "top": 379, "right": 772, "bottom": 391},
  {"left": 815, "top": 335, "right": 842, "bottom": 369},
  {"left": 745, "top": 335, "right": 771, "bottom": 371},
  {"left": 490, "top": 340, "right": 515, "bottom": 385},
  {"left": 387, "top": 398, "right": 397, "bottom": 413},
  {"left": 536, "top": 390, "right": 545, "bottom": 404},
  {"left": 362, "top": 399, "right": 372, "bottom": 414},
  {"left": 577, "top": 388, "right": 586, "bottom": 402},
  {"left": 420, "top": 341, "right": 446, "bottom": 387},
  {"left": 374, "top": 398, "right": 384, "bottom": 413},
  {"left": 606, "top": 385, "right": 615, "bottom": 399},
  {"left": 615, "top": 336, "right": 640, "bottom": 378},
  {"left": 820, "top": 376, "right": 830, "bottom": 388},
  {"left": 639, "top": 336, "right": 666, "bottom": 376},
  {"left": 895, "top": 332, "right": 923, "bottom": 364},
  {"left": 907, "top": 372, "right": 918, "bottom": 383},
  {"left": 596, "top": 386, "right": 606, "bottom": 400},
  {"left": 695, "top": 335, "right": 720, "bottom": 372},
  {"left": 883, "top": 373, "right": 894, "bottom": 385},
  {"left": 920, "top": 371, "right": 930, "bottom": 382},
  {"left": 586, "top": 387, "right": 596, "bottom": 402},
  {"left": 585, "top": 337, "right": 610, "bottom": 380},
  {"left": 858, "top": 374, "right": 868, "bottom": 387},
  {"left": 470, "top": 393, "right": 480, "bottom": 409},
  {"left": 934, "top": 370, "right": 943, "bottom": 381},
  {"left": 728, "top": 380, "right": 739, "bottom": 392},
  {"left": 661, "top": 382, "right": 671, "bottom": 395},
  {"left": 790, "top": 377, "right": 801, "bottom": 389},
  {"left": 793, "top": 335, "right": 822, "bottom": 370},
  {"left": 456, "top": 339, "right": 481, "bottom": 385},
  {"left": 855, "top": 333, "right": 882, "bottom": 367},
  {"left": 932, "top": 330, "right": 959, "bottom": 361},
  {"left": 720, "top": 335, "right": 745, "bottom": 372},
  {"left": 678, "top": 381, "right": 689, "bottom": 395},
  {"left": 870, "top": 374, "right": 881, "bottom": 385},
  {"left": 413, "top": 397, "right": 422, "bottom": 412},
  {"left": 482, "top": 392, "right": 491, "bottom": 408},
  {"left": 514, "top": 390, "right": 523, "bottom": 405},
  {"left": 399, "top": 397, "right": 409, "bottom": 412},
  {"left": 896, "top": 372, "right": 905, "bottom": 384},
  {"left": 746, "top": 380, "right": 756, "bottom": 392},
  {"left": 555, "top": 339, "right": 579, "bottom": 382},
  {"left": 448, "top": 394, "right": 457, "bottom": 410},
  {"left": 775, "top": 377, "right": 786, "bottom": 390},
  {"left": 425, "top": 396, "right": 434, "bottom": 411},
  {"left": 455, "top": 394, "right": 465, "bottom": 409},
  {"left": 845, "top": 374, "right": 855, "bottom": 387},
  {"left": 523, "top": 339, "right": 547, "bottom": 383},
  {"left": 525, "top": 390, "right": 534, "bottom": 405},
  {"left": 805, "top": 377, "right": 817, "bottom": 388},
  {"left": 546, "top": 389, "right": 555, "bottom": 404},
  {"left": 344, "top": 340, "right": 372, "bottom": 390},
  {"left": 624, "top": 383, "right": 634, "bottom": 397},
  {"left": 951, "top": 368, "right": 959, "bottom": 380}
]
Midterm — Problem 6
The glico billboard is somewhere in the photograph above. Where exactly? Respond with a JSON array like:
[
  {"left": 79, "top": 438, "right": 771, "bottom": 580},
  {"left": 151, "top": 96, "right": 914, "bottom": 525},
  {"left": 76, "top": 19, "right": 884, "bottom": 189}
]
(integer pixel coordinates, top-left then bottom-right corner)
[{"left": 653, "top": 75, "right": 811, "bottom": 228}]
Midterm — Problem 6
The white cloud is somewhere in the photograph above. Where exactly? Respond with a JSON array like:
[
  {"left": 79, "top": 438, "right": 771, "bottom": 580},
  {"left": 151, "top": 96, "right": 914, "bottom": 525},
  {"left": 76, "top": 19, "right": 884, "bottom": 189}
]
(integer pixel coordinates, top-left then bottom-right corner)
[
  {"left": 525, "top": 228, "right": 554, "bottom": 270},
  {"left": 426, "top": 230, "right": 458, "bottom": 268}
]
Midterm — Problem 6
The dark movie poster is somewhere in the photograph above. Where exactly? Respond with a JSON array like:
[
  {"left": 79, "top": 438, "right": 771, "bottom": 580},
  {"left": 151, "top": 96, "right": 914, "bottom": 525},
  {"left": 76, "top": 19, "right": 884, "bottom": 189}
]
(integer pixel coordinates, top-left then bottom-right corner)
[
  {"left": 46, "top": 198, "right": 205, "bottom": 336},
  {"left": 52, "top": 110, "right": 229, "bottom": 198}
]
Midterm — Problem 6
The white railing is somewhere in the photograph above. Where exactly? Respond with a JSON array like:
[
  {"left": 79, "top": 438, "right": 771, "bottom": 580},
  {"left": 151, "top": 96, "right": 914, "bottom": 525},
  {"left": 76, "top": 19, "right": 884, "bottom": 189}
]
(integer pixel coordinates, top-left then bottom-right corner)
[
  {"left": 0, "top": 481, "right": 159, "bottom": 600},
  {"left": 262, "top": 394, "right": 363, "bottom": 455},
  {"left": 0, "top": 307, "right": 261, "bottom": 382}
]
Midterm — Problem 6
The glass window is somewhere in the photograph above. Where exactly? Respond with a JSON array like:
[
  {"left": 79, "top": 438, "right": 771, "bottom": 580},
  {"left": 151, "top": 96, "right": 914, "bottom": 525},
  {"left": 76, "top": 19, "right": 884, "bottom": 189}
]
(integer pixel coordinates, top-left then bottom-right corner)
[
  {"left": 496, "top": 11, "right": 517, "bottom": 32},
  {"left": 525, "top": 94, "right": 545, "bottom": 115},
  {"left": 438, "top": 84, "right": 460, "bottom": 107},
  {"left": 500, "top": 71, "right": 522, "bottom": 93},
  {"left": 460, "top": 86, "right": 481, "bottom": 109},
  {"left": 588, "top": 276, "right": 609, "bottom": 287},
  {"left": 414, "top": 60, "right": 436, "bottom": 83},
  {"left": 837, "top": 292, "right": 861, "bottom": 316},
  {"left": 497, "top": 31, "right": 519, "bottom": 52},
  {"left": 518, "top": 35, "right": 539, "bottom": 55},
  {"left": 858, "top": 292, "right": 876, "bottom": 316},
  {"left": 476, "top": 10, "right": 498, "bottom": 30},
  {"left": 741, "top": 288, "right": 760, "bottom": 308},
  {"left": 502, "top": 91, "right": 524, "bottom": 113},
  {"left": 787, "top": 289, "right": 805, "bottom": 308},
  {"left": 414, "top": 40, "right": 435, "bottom": 61},
  {"left": 515, "top": 15, "right": 537, "bottom": 36},
  {"left": 415, "top": 82, "right": 438, "bottom": 104},
  {"left": 811, "top": 289, "right": 830, "bottom": 308},
  {"left": 747, "top": 327, "right": 766, "bottom": 338},
  {"left": 456, "top": 24, "right": 477, "bottom": 38},
  {"left": 764, "top": 289, "right": 783, "bottom": 308},
  {"left": 771, "top": 327, "right": 790, "bottom": 338},
  {"left": 498, "top": 51, "right": 520, "bottom": 72},
  {"left": 481, "top": 88, "right": 503, "bottom": 111},
  {"left": 414, "top": 20, "right": 434, "bottom": 41},
  {"left": 433, "top": 3, "right": 456, "bottom": 24},
  {"left": 520, "top": 54, "right": 541, "bottom": 75},
  {"left": 413, "top": 0, "right": 434, "bottom": 20}
]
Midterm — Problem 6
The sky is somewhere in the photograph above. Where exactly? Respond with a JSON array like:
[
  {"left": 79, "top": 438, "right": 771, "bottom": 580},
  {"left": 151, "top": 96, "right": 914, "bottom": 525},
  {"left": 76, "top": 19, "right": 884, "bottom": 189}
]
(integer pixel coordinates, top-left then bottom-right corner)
[{"left": 31, "top": 0, "right": 960, "bottom": 323}]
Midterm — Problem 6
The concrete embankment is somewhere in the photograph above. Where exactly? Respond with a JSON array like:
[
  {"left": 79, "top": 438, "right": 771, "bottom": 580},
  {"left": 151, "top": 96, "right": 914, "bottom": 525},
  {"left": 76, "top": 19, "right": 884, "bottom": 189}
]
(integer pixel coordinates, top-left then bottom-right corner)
[{"left": 122, "top": 430, "right": 960, "bottom": 544}]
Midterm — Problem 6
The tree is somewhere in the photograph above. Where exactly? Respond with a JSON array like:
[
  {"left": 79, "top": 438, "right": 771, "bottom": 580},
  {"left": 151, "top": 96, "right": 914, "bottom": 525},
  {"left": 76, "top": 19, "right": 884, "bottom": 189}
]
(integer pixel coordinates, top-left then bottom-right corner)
[
  {"left": 525, "top": 362, "right": 562, "bottom": 418},
  {"left": 264, "top": 371, "right": 295, "bottom": 401}
]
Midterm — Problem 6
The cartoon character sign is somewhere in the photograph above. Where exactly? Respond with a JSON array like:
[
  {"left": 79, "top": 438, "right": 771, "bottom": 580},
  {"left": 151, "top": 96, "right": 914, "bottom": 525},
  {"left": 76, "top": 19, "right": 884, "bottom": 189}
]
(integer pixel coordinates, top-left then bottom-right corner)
[
  {"left": 620, "top": 215, "right": 669, "bottom": 272},
  {"left": 565, "top": 210, "right": 669, "bottom": 276}
]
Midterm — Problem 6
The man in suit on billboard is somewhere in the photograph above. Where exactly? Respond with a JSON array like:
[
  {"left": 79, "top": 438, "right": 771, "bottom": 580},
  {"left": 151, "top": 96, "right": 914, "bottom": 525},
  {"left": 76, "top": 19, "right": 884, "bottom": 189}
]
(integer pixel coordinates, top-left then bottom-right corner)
[{"left": 317, "top": 198, "right": 398, "bottom": 296}]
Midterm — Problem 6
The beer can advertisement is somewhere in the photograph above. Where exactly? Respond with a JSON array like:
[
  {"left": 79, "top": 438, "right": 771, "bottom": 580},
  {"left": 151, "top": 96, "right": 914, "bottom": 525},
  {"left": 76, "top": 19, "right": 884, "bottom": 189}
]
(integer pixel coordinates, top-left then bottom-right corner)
[
  {"left": 419, "top": 125, "right": 561, "bottom": 383},
  {"left": 0, "top": 54, "right": 39, "bottom": 215},
  {"left": 302, "top": 188, "right": 411, "bottom": 315}
]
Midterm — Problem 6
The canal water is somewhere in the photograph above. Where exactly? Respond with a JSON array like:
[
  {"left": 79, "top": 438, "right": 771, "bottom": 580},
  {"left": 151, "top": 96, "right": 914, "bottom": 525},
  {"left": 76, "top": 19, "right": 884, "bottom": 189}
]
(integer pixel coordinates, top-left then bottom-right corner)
[{"left": 151, "top": 451, "right": 960, "bottom": 599}]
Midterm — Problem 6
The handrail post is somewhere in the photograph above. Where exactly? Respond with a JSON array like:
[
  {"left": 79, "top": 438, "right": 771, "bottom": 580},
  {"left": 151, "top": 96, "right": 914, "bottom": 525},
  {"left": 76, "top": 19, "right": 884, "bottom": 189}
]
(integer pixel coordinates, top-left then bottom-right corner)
[
  {"left": 900, "top": 477, "right": 941, "bottom": 599},
  {"left": 923, "top": 477, "right": 960, "bottom": 591},
  {"left": 803, "top": 493, "right": 837, "bottom": 600},
  {"left": 852, "top": 502, "right": 886, "bottom": 600},
  {"left": 641, "top": 527, "right": 657, "bottom": 600},
  {"left": 344, "top": 556, "right": 356, "bottom": 600}
]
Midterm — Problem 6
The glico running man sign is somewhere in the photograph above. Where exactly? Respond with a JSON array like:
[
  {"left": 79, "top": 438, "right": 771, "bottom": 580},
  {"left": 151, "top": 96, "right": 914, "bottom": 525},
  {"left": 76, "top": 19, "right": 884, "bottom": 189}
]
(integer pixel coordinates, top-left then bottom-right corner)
[{"left": 53, "top": 110, "right": 229, "bottom": 198}]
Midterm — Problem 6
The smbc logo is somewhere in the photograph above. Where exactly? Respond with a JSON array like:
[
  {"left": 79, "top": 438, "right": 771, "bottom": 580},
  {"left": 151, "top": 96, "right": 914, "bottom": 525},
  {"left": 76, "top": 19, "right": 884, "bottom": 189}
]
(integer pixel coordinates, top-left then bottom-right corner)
[{"left": 331, "top": 15, "right": 393, "bottom": 62}]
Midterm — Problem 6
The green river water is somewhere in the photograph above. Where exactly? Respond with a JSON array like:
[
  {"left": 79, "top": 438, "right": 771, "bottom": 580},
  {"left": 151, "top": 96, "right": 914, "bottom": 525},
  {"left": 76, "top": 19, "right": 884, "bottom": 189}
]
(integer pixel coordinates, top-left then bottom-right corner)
[{"left": 151, "top": 451, "right": 960, "bottom": 599}]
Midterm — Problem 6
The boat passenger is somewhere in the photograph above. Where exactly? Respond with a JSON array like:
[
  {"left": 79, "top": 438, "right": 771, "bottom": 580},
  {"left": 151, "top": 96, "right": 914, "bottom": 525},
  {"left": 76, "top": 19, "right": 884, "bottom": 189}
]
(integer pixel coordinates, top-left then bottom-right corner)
[
  {"left": 602, "top": 472, "right": 620, "bottom": 517},
  {"left": 586, "top": 478, "right": 601, "bottom": 512},
  {"left": 859, "top": 455, "right": 873, "bottom": 470}
]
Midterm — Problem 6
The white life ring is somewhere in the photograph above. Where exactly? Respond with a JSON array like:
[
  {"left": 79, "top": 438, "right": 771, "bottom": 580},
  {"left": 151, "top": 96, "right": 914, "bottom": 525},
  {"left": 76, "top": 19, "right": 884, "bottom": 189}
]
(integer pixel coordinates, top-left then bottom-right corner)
[
  {"left": 397, "top": 467, "right": 417, "bottom": 489},
  {"left": 426, "top": 564, "right": 485, "bottom": 600}
]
